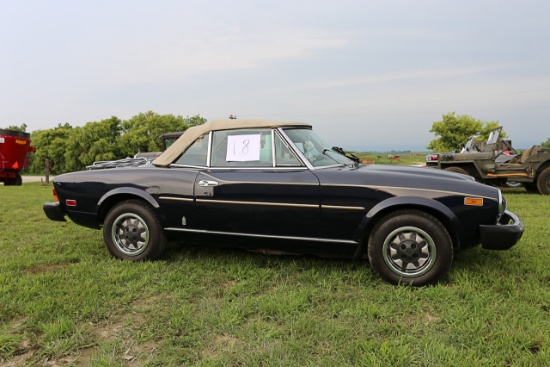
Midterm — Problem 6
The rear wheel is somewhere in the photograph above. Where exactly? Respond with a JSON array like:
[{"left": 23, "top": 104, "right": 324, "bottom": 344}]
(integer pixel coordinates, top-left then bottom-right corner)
[
  {"left": 103, "top": 199, "right": 166, "bottom": 260},
  {"left": 504, "top": 181, "right": 523, "bottom": 188},
  {"left": 536, "top": 167, "right": 550, "bottom": 195},
  {"left": 368, "top": 210, "right": 453, "bottom": 286},
  {"left": 3, "top": 173, "right": 22, "bottom": 186}
]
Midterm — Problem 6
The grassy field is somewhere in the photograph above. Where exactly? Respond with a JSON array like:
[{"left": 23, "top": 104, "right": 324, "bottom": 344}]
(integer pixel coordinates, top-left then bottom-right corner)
[
  {"left": 355, "top": 152, "right": 427, "bottom": 166},
  {"left": 0, "top": 183, "right": 549, "bottom": 366}
]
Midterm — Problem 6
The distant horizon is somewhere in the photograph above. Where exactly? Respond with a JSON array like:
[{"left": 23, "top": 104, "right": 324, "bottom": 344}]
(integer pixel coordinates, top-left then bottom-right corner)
[{"left": 5, "top": 115, "right": 540, "bottom": 153}]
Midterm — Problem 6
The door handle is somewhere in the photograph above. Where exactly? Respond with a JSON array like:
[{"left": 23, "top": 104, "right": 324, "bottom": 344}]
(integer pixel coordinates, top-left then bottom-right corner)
[{"left": 198, "top": 180, "right": 219, "bottom": 187}]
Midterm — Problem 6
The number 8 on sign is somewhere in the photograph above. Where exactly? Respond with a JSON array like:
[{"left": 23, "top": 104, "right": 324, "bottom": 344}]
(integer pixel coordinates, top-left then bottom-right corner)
[{"left": 226, "top": 134, "right": 261, "bottom": 161}]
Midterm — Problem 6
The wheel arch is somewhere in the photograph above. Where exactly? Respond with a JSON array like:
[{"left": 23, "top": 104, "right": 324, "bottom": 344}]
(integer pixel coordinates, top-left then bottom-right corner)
[
  {"left": 535, "top": 160, "right": 550, "bottom": 176},
  {"left": 353, "top": 196, "right": 462, "bottom": 259},
  {"left": 441, "top": 162, "right": 480, "bottom": 178},
  {"left": 96, "top": 188, "right": 162, "bottom": 226}
]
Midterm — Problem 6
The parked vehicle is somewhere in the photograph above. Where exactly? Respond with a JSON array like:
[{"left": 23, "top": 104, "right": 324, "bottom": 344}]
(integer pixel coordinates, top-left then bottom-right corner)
[
  {"left": 0, "top": 129, "right": 35, "bottom": 186},
  {"left": 43, "top": 120, "right": 524, "bottom": 286},
  {"left": 426, "top": 127, "right": 550, "bottom": 194}
]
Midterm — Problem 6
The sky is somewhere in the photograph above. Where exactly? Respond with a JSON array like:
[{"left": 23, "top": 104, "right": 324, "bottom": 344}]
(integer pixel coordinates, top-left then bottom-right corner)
[{"left": 1, "top": 0, "right": 549, "bottom": 151}]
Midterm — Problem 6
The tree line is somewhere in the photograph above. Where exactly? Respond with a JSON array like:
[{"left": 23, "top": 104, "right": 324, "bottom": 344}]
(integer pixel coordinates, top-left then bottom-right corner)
[
  {"left": 428, "top": 112, "right": 550, "bottom": 152},
  {"left": 9, "top": 111, "right": 206, "bottom": 175},
  {"left": 3, "top": 111, "right": 550, "bottom": 175}
]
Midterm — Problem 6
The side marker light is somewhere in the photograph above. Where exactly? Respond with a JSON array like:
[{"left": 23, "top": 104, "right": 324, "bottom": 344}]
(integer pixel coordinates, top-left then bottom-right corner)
[{"left": 465, "top": 197, "right": 483, "bottom": 206}]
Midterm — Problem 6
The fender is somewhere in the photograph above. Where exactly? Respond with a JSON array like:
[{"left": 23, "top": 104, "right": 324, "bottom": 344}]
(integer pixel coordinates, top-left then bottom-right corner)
[
  {"left": 97, "top": 187, "right": 160, "bottom": 209},
  {"left": 96, "top": 187, "right": 163, "bottom": 223},
  {"left": 352, "top": 196, "right": 463, "bottom": 258}
]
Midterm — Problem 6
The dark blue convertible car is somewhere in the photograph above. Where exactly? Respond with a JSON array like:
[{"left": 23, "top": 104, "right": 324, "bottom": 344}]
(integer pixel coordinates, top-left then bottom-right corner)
[{"left": 44, "top": 120, "right": 524, "bottom": 285}]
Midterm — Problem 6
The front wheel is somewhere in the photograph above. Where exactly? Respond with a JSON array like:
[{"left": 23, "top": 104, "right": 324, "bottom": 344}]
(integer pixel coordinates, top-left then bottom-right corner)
[
  {"left": 368, "top": 210, "right": 453, "bottom": 286},
  {"left": 103, "top": 199, "right": 166, "bottom": 260}
]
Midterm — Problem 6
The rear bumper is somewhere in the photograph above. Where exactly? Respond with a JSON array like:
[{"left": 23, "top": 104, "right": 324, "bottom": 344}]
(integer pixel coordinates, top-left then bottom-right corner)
[
  {"left": 43, "top": 202, "right": 67, "bottom": 222},
  {"left": 480, "top": 210, "right": 524, "bottom": 250}
]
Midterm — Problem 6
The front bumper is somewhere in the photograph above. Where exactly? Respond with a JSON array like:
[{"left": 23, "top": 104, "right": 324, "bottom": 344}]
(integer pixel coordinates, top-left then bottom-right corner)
[
  {"left": 43, "top": 202, "right": 67, "bottom": 222},
  {"left": 480, "top": 210, "right": 524, "bottom": 250}
]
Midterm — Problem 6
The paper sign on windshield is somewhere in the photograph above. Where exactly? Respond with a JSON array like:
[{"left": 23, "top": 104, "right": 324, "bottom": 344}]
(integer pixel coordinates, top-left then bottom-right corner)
[{"left": 226, "top": 134, "right": 261, "bottom": 161}]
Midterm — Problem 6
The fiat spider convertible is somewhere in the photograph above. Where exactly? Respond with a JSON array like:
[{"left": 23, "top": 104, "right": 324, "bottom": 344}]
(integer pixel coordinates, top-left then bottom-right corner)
[{"left": 43, "top": 120, "right": 524, "bottom": 285}]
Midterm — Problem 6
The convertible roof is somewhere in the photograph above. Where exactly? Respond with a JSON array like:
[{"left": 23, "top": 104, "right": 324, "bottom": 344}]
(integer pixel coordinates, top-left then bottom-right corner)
[{"left": 152, "top": 119, "right": 311, "bottom": 167}]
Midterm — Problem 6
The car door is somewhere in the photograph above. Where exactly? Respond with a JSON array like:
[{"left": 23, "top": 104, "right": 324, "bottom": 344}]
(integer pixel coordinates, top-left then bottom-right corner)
[{"left": 193, "top": 128, "right": 321, "bottom": 239}]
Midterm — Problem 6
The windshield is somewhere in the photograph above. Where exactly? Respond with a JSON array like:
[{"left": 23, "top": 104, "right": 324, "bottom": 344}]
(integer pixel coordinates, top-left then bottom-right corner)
[
  {"left": 283, "top": 128, "right": 353, "bottom": 167},
  {"left": 487, "top": 128, "right": 502, "bottom": 145},
  {"left": 461, "top": 134, "right": 480, "bottom": 153}
]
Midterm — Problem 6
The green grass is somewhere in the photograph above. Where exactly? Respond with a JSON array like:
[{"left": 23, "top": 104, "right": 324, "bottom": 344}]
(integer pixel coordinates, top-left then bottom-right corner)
[
  {"left": 355, "top": 152, "right": 427, "bottom": 166},
  {"left": 0, "top": 183, "right": 549, "bottom": 366}
]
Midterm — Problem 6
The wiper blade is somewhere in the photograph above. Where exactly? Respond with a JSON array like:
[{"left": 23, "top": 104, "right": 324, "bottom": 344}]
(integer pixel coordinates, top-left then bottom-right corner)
[{"left": 332, "top": 146, "right": 360, "bottom": 164}]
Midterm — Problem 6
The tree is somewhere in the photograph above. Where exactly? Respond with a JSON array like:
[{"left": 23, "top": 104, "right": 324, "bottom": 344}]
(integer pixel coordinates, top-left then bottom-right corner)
[
  {"left": 118, "top": 112, "right": 206, "bottom": 157},
  {"left": 27, "top": 112, "right": 207, "bottom": 175},
  {"left": 65, "top": 116, "right": 123, "bottom": 171},
  {"left": 542, "top": 138, "right": 550, "bottom": 148},
  {"left": 28, "top": 123, "right": 74, "bottom": 175},
  {"left": 2, "top": 123, "right": 27, "bottom": 132},
  {"left": 427, "top": 112, "right": 506, "bottom": 152}
]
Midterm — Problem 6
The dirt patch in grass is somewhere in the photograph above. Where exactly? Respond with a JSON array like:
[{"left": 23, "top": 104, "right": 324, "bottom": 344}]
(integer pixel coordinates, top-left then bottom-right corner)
[
  {"left": 203, "top": 334, "right": 242, "bottom": 359},
  {"left": 22, "top": 262, "right": 71, "bottom": 274}
]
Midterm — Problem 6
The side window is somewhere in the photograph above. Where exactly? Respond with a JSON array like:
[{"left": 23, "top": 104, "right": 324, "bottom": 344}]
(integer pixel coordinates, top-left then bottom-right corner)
[
  {"left": 275, "top": 133, "right": 303, "bottom": 167},
  {"left": 211, "top": 129, "right": 273, "bottom": 167},
  {"left": 174, "top": 134, "right": 208, "bottom": 166}
]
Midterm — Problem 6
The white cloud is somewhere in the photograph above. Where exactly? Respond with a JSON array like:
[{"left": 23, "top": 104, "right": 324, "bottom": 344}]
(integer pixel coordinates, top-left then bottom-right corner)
[
  {"left": 99, "top": 29, "right": 350, "bottom": 84},
  {"left": 267, "top": 65, "right": 520, "bottom": 92}
]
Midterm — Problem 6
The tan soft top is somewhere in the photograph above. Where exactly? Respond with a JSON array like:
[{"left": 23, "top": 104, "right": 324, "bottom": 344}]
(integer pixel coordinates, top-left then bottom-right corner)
[{"left": 152, "top": 119, "right": 311, "bottom": 167}]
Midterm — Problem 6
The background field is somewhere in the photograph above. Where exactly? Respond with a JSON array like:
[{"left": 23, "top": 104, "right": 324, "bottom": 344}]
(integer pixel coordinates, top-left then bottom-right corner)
[
  {"left": 0, "top": 183, "right": 549, "bottom": 366},
  {"left": 355, "top": 152, "right": 427, "bottom": 166}
]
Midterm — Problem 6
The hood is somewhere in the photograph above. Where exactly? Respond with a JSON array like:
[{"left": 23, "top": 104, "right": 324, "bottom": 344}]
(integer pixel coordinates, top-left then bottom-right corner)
[
  {"left": 363, "top": 164, "right": 475, "bottom": 182},
  {"left": 316, "top": 163, "right": 499, "bottom": 199}
]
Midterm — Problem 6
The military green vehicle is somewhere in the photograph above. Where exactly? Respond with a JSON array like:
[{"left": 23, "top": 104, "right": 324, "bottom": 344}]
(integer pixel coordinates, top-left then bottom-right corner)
[{"left": 426, "top": 127, "right": 550, "bottom": 194}]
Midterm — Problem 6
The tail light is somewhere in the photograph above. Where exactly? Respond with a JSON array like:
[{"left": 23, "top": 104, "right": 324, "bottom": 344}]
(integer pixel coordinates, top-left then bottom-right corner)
[{"left": 52, "top": 189, "right": 59, "bottom": 202}]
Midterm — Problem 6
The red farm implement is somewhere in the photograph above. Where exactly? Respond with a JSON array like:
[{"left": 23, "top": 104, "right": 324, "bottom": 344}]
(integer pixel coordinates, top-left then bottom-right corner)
[{"left": 0, "top": 129, "right": 35, "bottom": 186}]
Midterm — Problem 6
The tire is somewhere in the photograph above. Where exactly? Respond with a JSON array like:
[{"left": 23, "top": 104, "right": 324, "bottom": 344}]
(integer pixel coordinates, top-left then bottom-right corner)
[
  {"left": 367, "top": 210, "right": 453, "bottom": 286},
  {"left": 445, "top": 166, "right": 469, "bottom": 176},
  {"left": 504, "top": 181, "right": 523, "bottom": 188},
  {"left": 536, "top": 167, "right": 550, "bottom": 195},
  {"left": 3, "top": 173, "right": 22, "bottom": 186},
  {"left": 103, "top": 199, "right": 166, "bottom": 260}
]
